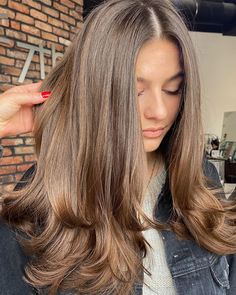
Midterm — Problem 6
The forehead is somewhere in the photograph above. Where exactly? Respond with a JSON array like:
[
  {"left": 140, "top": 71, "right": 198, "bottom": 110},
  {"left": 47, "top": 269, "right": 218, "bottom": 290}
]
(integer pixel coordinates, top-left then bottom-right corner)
[{"left": 135, "top": 38, "right": 182, "bottom": 83}]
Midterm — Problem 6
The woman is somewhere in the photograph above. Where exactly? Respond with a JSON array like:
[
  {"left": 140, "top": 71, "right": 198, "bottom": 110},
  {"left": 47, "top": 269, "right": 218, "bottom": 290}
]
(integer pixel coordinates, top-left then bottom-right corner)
[{"left": 0, "top": 0, "right": 235, "bottom": 294}]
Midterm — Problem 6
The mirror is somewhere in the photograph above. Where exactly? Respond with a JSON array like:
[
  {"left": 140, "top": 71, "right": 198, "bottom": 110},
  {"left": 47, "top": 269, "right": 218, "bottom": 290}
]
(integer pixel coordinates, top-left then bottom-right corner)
[
  {"left": 220, "top": 112, "right": 236, "bottom": 160},
  {"left": 221, "top": 111, "right": 236, "bottom": 142}
]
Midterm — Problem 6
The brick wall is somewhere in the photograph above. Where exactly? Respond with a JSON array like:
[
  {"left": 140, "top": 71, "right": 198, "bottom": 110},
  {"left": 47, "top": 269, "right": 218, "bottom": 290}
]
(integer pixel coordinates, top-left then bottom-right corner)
[{"left": 0, "top": 0, "right": 83, "bottom": 195}]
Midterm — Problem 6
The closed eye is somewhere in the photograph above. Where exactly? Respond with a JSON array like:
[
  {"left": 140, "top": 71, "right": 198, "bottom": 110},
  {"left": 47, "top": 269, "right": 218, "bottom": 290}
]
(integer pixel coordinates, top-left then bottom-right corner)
[
  {"left": 163, "top": 88, "right": 182, "bottom": 96},
  {"left": 137, "top": 86, "right": 183, "bottom": 97},
  {"left": 163, "top": 81, "right": 184, "bottom": 96}
]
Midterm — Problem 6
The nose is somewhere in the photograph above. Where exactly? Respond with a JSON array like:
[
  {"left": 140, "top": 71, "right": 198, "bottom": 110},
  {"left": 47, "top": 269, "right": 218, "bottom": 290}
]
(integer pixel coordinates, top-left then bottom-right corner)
[{"left": 144, "top": 89, "right": 168, "bottom": 121}]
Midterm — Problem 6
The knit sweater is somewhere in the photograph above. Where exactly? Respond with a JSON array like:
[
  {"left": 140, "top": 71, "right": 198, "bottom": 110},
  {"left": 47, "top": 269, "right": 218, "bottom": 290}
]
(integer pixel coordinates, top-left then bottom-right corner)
[{"left": 142, "top": 168, "right": 176, "bottom": 294}]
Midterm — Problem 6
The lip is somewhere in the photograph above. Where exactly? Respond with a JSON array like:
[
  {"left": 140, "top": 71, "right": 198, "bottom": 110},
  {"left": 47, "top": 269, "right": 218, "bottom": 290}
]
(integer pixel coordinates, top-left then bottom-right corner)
[{"left": 142, "top": 127, "right": 165, "bottom": 138}]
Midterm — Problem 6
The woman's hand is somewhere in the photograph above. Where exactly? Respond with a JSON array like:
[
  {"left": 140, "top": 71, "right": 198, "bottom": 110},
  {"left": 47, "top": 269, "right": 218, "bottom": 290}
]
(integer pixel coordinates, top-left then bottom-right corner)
[{"left": 0, "top": 82, "right": 50, "bottom": 138}]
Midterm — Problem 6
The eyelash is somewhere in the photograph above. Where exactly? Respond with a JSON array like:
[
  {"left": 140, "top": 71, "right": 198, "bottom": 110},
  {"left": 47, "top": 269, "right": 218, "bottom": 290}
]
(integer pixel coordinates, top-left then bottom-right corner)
[
  {"left": 138, "top": 88, "right": 182, "bottom": 96},
  {"left": 164, "top": 88, "right": 182, "bottom": 96}
]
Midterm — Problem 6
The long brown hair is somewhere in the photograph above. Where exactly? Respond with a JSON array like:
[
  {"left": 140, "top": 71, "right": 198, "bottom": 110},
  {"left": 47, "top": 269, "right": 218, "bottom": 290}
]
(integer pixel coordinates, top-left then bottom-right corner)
[{"left": 1, "top": 0, "right": 236, "bottom": 294}]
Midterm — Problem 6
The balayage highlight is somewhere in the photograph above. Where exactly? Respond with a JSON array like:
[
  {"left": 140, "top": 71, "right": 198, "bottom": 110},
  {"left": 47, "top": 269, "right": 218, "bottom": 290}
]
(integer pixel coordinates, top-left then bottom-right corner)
[{"left": 1, "top": 0, "right": 236, "bottom": 294}]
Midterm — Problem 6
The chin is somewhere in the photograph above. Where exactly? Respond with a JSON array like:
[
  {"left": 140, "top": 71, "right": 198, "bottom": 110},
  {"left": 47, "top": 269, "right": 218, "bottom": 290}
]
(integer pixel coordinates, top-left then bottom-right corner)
[{"left": 143, "top": 139, "right": 162, "bottom": 153}]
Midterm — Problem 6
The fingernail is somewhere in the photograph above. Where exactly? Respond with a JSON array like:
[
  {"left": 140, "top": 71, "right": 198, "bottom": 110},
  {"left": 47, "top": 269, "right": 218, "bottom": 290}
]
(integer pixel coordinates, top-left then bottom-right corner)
[{"left": 41, "top": 91, "right": 51, "bottom": 99}]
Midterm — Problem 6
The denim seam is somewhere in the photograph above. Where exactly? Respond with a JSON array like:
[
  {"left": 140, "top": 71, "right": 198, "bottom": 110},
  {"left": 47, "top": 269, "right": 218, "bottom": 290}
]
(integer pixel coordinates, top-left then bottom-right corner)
[{"left": 172, "top": 264, "right": 209, "bottom": 278}]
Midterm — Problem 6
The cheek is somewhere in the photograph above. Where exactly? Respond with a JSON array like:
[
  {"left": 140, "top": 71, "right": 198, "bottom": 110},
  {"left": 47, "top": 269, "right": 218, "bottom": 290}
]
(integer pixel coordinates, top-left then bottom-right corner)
[
  {"left": 168, "top": 97, "right": 181, "bottom": 120},
  {"left": 137, "top": 99, "right": 144, "bottom": 118}
]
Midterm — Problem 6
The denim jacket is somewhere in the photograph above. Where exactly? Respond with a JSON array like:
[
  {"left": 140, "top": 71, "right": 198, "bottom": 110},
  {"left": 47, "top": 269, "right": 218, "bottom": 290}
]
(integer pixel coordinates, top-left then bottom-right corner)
[{"left": 0, "top": 160, "right": 235, "bottom": 295}]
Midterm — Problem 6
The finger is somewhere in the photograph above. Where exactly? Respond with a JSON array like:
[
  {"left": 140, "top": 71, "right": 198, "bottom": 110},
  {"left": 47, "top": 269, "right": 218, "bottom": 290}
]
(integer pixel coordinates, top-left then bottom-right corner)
[
  {"left": 1, "top": 91, "right": 51, "bottom": 107},
  {"left": 7, "top": 81, "right": 43, "bottom": 94}
]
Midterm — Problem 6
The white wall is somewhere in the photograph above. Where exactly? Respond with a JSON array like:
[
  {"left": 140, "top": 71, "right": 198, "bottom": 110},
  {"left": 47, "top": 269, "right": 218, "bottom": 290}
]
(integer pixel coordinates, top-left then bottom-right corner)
[{"left": 190, "top": 32, "right": 236, "bottom": 139}]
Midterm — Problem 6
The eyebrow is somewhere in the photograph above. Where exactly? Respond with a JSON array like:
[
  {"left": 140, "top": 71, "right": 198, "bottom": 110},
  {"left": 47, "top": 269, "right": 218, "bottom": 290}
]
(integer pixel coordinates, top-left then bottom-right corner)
[{"left": 137, "top": 71, "right": 184, "bottom": 83}]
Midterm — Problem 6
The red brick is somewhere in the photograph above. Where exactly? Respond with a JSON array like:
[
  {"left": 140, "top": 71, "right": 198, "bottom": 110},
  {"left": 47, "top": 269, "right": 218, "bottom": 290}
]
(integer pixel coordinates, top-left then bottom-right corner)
[
  {"left": 0, "top": 0, "right": 7, "bottom": 4},
  {"left": 47, "top": 41, "right": 64, "bottom": 52},
  {"left": 16, "top": 12, "right": 34, "bottom": 25},
  {"left": 16, "top": 163, "right": 34, "bottom": 172},
  {"left": 59, "top": 37, "right": 71, "bottom": 46},
  {"left": 0, "top": 19, "right": 10, "bottom": 28},
  {"left": 24, "top": 155, "right": 36, "bottom": 162},
  {"left": 22, "top": 0, "right": 41, "bottom": 10},
  {"left": 2, "top": 66, "right": 22, "bottom": 77},
  {"left": 0, "top": 56, "right": 15, "bottom": 66},
  {"left": 19, "top": 132, "right": 34, "bottom": 137},
  {"left": 0, "top": 165, "right": 17, "bottom": 175},
  {"left": 1, "top": 80, "right": 12, "bottom": 89},
  {"left": 69, "top": 10, "right": 83, "bottom": 21},
  {"left": 34, "top": 63, "right": 40, "bottom": 71},
  {"left": 73, "top": 0, "right": 83, "bottom": 5},
  {"left": 53, "top": 27, "right": 69, "bottom": 39},
  {"left": 0, "top": 46, "right": 6, "bottom": 55},
  {"left": 24, "top": 70, "right": 40, "bottom": 79},
  {"left": 14, "top": 146, "right": 35, "bottom": 154},
  {"left": 38, "top": 0, "right": 52, "bottom": 5},
  {"left": 0, "top": 38, "right": 15, "bottom": 48},
  {"left": 28, "top": 63, "right": 36, "bottom": 70},
  {"left": 60, "top": 12, "right": 75, "bottom": 25},
  {"left": 0, "top": 74, "right": 11, "bottom": 83},
  {"left": 7, "top": 49, "right": 28, "bottom": 60},
  {"left": 0, "top": 8, "right": 15, "bottom": 19},
  {"left": 10, "top": 20, "right": 20, "bottom": 30},
  {"left": 31, "top": 53, "right": 40, "bottom": 63},
  {"left": 1, "top": 147, "right": 13, "bottom": 157},
  {"left": 60, "top": 0, "right": 75, "bottom": 9},
  {"left": 42, "top": 31, "right": 58, "bottom": 42},
  {"left": 75, "top": 5, "right": 83, "bottom": 14},
  {"left": 0, "top": 175, "right": 15, "bottom": 183},
  {"left": 21, "top": 24, "right": 40, "bottom": 36},
  {"left": 30, "top": 9, "right": 47, "bottom": 21},
  {"left": 42, "top": 5, "right": 59, "bottom": 18},
  {"left": 45, "top": 58, "right": 52, "bottom": 66},
  {"left": 35, "top": 20, "right": 52, "bottom": 32},
  {"left": 27, "top": 35, "right": 43, "bottom": 46},
  {"left": 15, "top": 60, "right": 25, "bottom": 68},
  {"left": 0, "top": 156, "right": 24, "bottom": 165},
  {"left": 0, "top": 27, "right": 4, "bottom": 36},
  {"left": 24, "top": 138, "right": 35, "bottom": 145},
  {"left": 53, "top": 2, "right": 69, "bottom": 14},
  {"left": 6, "top": 29, "right": 27, "bottom": 41},
  {"left": 8, "top": 0, "right": 30, "bottom": 14},
  {"left": 48, "top": 16, "right": 63, "bottom": 28},
  {"left": 35, "top": 59, "right": 51, "bottom": 72},
  {"left": 63, "top": 22, "right": 70, "bottom": 31},
  {"left": 1, "top": 138, "right": 24, "bottom": 146},
  {"left": 69, "top": 25, "right": 76, "bottom": 33},
  {"left": 45, "top": 64, "right": 51, "bottom": 72}
]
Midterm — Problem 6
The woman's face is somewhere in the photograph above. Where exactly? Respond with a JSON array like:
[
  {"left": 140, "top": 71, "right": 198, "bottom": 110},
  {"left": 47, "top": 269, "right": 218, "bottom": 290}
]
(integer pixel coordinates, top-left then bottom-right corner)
[{"left": 135, "top": 38, "right": 184, "bottom": 153}]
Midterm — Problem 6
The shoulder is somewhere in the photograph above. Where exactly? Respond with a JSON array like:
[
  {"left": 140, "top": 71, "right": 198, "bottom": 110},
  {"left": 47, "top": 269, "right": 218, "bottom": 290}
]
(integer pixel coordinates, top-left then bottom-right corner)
[
  {"left": 0, "top": 220, "right": 34, "bottom": 294},
  {"left": 203, "top": 157, "right": 222, "bottom": 189}
]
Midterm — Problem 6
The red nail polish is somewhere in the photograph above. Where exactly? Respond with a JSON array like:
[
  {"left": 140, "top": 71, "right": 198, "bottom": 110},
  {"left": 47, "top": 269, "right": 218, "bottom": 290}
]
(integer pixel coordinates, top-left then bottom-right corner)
[{"left": 41, "top": 91, "right": 51, "bottom": 99}]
